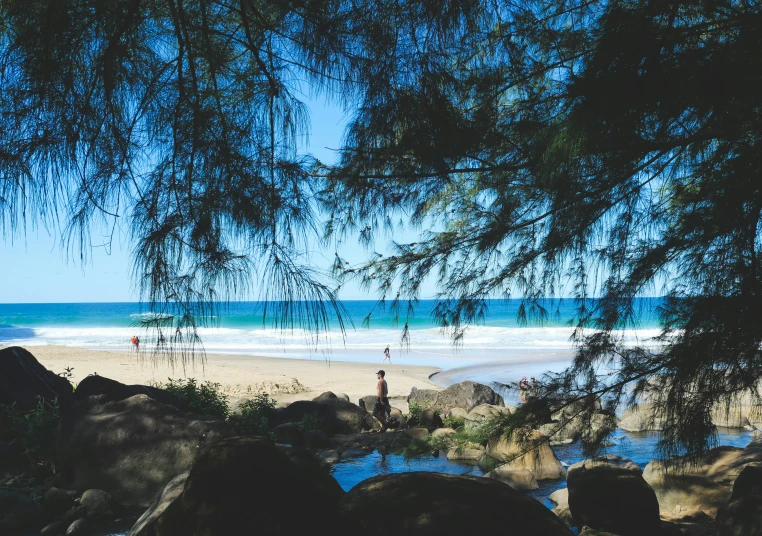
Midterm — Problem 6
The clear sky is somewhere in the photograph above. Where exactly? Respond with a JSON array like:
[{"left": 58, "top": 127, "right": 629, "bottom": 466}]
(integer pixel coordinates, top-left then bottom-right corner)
[{"left": 1, "top": 94, "right": 423, "bottom": 303}]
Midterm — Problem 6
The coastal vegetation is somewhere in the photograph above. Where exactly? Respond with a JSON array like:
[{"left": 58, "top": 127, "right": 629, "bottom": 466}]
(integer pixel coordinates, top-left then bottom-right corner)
[{"left": 0, "top": 0, "right": 760, "bottom": 464}]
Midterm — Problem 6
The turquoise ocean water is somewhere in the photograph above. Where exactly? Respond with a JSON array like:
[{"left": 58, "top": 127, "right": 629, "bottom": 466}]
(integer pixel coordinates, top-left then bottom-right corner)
[{"left": 0, "top": 299, "right": 664, "bottom": 368}]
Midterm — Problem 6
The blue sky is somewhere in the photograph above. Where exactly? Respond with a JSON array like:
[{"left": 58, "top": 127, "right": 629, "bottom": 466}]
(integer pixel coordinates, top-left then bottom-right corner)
[{"left": 0, "top": 95, "right": 403, "bottom": 303}]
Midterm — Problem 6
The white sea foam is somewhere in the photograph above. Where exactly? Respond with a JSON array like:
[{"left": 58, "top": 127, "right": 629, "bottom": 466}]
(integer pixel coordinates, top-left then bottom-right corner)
[{"left": 2, "top": 323, "right": 665, "bottom": 365}]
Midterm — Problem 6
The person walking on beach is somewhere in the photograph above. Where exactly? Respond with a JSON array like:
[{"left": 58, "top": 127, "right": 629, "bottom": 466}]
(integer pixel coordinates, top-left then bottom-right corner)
[
  {"left": 382, "top": 344, "right": 391, "bottom": 364},
  {"left": 373, "top": 370, "right": 391, "bottom": 429},
  {"left": 518, "top": 376, "right": 529, "bottom": 404},
  {"left": 131, "top": 335, "right": 140, "bottom": 352}
]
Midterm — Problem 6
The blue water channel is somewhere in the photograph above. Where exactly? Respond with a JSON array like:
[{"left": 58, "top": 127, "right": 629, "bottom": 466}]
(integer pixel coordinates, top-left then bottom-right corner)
[{"left": 330, "top": 427, "right": 757, "bottom": 509}]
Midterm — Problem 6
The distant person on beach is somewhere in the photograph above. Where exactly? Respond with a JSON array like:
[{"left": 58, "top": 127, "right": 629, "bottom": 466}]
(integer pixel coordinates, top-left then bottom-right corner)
[
  {"left": 373, "top": 369, "right": 391, "bottom": 429},
  {"left": 518, "top": 376, "right": 529, "bottom": 404},
  {"left": 131, "top": 335, "right": 140, "bottom": 352},
  {"left": 383, "top": 344, "right": 391, "bottom": 364}
]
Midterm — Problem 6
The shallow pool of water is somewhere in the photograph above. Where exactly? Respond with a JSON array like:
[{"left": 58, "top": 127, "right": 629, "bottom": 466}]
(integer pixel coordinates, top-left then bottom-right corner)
[{"left": 330, "top": 427, "right": 757, "bottom": 509}]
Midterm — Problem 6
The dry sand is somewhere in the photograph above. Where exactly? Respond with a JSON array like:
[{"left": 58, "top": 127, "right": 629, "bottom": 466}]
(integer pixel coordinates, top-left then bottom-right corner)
[{"left": 15, "top": 345, "right": 442, "bottom": 407}]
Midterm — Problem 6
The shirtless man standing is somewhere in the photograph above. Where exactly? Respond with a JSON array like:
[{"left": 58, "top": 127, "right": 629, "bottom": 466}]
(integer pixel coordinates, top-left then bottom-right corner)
[{"left": 373, "top": 370, "right": 390, "bottom": 429}]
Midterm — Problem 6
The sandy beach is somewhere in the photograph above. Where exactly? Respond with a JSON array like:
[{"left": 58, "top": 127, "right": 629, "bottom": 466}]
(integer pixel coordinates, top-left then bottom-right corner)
[{"left": 8, "top": 345, "right": 442, "bottom": 407}]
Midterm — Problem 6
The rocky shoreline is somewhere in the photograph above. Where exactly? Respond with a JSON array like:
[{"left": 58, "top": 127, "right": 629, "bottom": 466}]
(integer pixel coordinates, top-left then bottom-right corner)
[{"left": 1, "top": 345, "right": 761, "bottom": 536}]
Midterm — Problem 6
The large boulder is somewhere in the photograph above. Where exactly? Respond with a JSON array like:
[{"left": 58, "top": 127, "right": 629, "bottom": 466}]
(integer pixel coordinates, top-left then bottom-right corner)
[
  {"left": 419, "top": 408, "right": 443, "bottom": 429},
  {"left": 643, "top": 437, "right": 762, "bottom": 516},
  {"left": 128, "top": 437, "right": 349, "bottom": 536},
  {"left": 74, "top": 375, "right": 182, "bottom": 408},
  {"left": 485, "top": 430, "right": 565, "bottom": 480},
  {"left": 358, "top": 395, "right": 378, "bottom": 412},
  {"left": 464, "top": 404, "right": 513, "bottom": 431},
  {"left": 618, "top": 403, "right": 664, "bottom": 433},
  {"left": 483, "top": 466, "right": 539, "bottom": 491},
  {"left": 567, "top": 456, "right": 660, "bottom": 536},
  {"left": 407, "top": 381, "right": 503, "bottom": 413},
  {"left": 715, "top": 463, "right": 762, "bottom": 536},
  {"left": 56, "top": 394, "right": 233, "bottom": 506},
  {"left": 0, "top": 489, "right": 43, "bottom": 534},
  {"left": 0, "top": 346, "right": 74, "bottom": 410},
  {"left": 274, "top": 398, "right": 375, "bottom": 434},
  {"left": 338, "top": 472, "right": 573, "bottom": 535}
]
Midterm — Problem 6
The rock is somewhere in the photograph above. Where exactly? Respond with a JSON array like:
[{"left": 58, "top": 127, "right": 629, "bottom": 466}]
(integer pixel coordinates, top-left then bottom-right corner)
[
  {"left": 463, "top": 404, "right": 514, "bottom": 431},
  {"left": 484, "top": 466, "right": 539, "bottom": 491},
  {"left": 282, "top": 447, "right": 345, "bottom": 502},
  {"left": 485, "top": 430, "right": 565, "bottom": 480},
  {"left": 127, "top": 471, "right": 188, "bottom": 536},
  {"left": 419, "top": 408, "right": 443, "bottom": 429},
  {"left": 80, "top": 489, "right": 118, "bottom": 519},
  {"left": 340, "top": 448, "right": 368, "bottom": 458},
  {"left": 56, "top": 394, "right": 233, "bottom": 506},
  {"left": 304, "top": 429, "right": 330, "bottom": 449},
  {"left": 553, "top": 503, "right": 575, "bottom": 527},
  {"left": 319, "top": 450, "right": 340, "bottom": 464},
  {"left": 407, "top": 381, "right": 504, "bottom": 414},
  {"left": 74, "top": 375, "right": 182, "bottom": 408},
  {"left": 538, "top": 421, "right": 580, "bottom": 444},
  {"left": 549, "top": 487, "right": 569, "bottom": 507},
  {"left": 127, "top": 437, "right": 349, "bottom": 535},
  {"left": 0, "top": 490, "right": 43, "bottom": 534},
  {"left": 65, "top": 518, "right": 90, "bottom": 536},
  {"left": 388, "top": 407, "right": 407, "bottom": 430},
  {"left": 567, "top": 455, "right": 660, "bottom": 536},
  {"left": 715, "top": 463, "right": 762, "bottom": 536},
  {"left": 338, "top": 472, "right": 573, "bottom": 535},
  {"left": 0, "top": 346, "right": 74, "bottom": 410},
  {"left": 44, "top": 487, "right": 76, "bottom": 517},
  {"left": 431, "top": 427, "right": 456, "bottom": 438},
  {"left": 643, "top": 437, "right": 762, "bottom": 515},
  {"left": 446, "top": 407, "right": 468, "bottom": 420},
  {"left": 334, "top": 392, "right": 350, "bottom": 402},
  {"left": 313, "top": 391, "right": 338, "bottom": 401},
  {"left": 272, "top": 422, "right": 304, "bottom": 446},
  {"left": 404, "top": 427, "right": 429, "bottom": 440},
  {"left": 41, "top": 519, "right": 70, "bottom": 536},
  {"left": 446, "top": 442, "right": 484, "bottom": 462},
  {"left": 580, "top": 413, "right": 618, "bottom": 445},
  {"left": 619, "top": 403, "right": 664, "bottom": 432},
  {"left": 274, "top": 398, "right": 375, "bottom": 434},
  {"left": 358, "top": 395, "right": 378, "bottom": 412}
]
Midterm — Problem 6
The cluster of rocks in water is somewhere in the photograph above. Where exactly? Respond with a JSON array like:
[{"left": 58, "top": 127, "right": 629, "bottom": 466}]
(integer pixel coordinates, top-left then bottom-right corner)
[{"left": 1, "top": 345, "right": 761, "bottom": 536}]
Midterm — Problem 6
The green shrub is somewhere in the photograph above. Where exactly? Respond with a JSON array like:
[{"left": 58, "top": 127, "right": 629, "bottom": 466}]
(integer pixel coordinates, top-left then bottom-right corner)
[
  {"left": 164, "top": 378, "right": 230, "bottom": 420},
  {"left": 231, "top": 393, "right": 277, "bottom": 438},
  {"left": 442, "top": 415, "right": 464, "bottom": 429},
  {"left": 298, "top": 414, "right": 322, "bottom": 432},
  {"left": 0, "top": 398, "right": 60, "bottom": 470},
  {"left": 405, "top": 400, "right": 428, "bottom": 426}
]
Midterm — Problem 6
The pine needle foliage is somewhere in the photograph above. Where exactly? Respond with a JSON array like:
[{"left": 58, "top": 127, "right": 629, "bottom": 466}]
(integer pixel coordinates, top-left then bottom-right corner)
[{"left": 1, "top": 0, "right": 762, "bottom": 460}]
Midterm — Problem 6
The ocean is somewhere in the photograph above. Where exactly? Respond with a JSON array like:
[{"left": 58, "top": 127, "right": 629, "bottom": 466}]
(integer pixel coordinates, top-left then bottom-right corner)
[{"left": 0, "top": 299, "right": 664, "bottom": 371}]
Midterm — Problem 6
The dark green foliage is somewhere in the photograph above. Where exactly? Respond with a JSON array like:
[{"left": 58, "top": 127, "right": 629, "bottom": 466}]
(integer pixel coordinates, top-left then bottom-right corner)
[
  {"left": 404, "top": 401, "right": 426, "bottom": 427},
  {"left": 0, "top": 398, "right": 60, "bottom": 469},
  {"left": 164, "top": 378, "right": 230, "bottom": 420},
  {"left": 2, "top": 0, "right": 762, "bottom": 460},
  {"left": 231, "top": 393, "right": 277, "bottom": 437}
]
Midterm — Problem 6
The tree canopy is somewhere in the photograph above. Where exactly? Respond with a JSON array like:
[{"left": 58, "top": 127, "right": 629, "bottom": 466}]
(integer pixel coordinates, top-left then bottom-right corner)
[{"left": 1, "top": 0, "right": 761, "bottom": 458}]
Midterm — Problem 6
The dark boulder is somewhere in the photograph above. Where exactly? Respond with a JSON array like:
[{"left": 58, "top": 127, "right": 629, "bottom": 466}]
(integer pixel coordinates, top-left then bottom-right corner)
[
  {"left": 0, "top": 489, "right": 44, "bottom": 534},
  {"left": 0, "top": 346, "right": 74, "bottom": 410},
  {"left": 715, "top": 464, "right": 762, "bottom": 536},
  {"left": 338, "top": 472, "right": 572, "bottom": 535},
  {"left": 304, "top": 429, "right": 330, "bottom": 449},
  {"left": 44, "top": 487, "right": 77, "bottom": 518},
  {"left": 567, "top": 456, "right": 660, "bottom": 536},
  {"left": 407, "top": 381, "right": 503, "bottom": 413},
  {"left": 274, "top": 398, "right": 375, "bottom": 435},
  {"left": 419, "top": 408, "right": 443, "bottom": 429},
  {"left": 127, "top": 437, "right": 351, "bottom": 536},
  {"left": 272, "top": 422, "right": 304, "bottom": 446},
  {"left": 313, "top": 391, "right": 338, "bottom": 401},
  {"left": 57, "top": 394, "right": 233, "bottom": 506},
  {"left": 358, "top": 395, "right": 378, "bottom": 412},
  {"left": 74, "top": 375, "right": 182, "bottom": 408}
]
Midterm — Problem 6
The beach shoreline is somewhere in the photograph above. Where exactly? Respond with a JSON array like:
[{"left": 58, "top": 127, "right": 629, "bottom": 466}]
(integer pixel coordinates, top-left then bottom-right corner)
[{"left": 4, "top": 344, "right": 443, "bottom": 406}]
